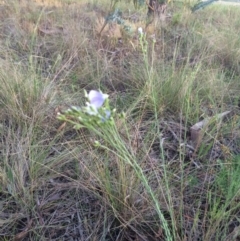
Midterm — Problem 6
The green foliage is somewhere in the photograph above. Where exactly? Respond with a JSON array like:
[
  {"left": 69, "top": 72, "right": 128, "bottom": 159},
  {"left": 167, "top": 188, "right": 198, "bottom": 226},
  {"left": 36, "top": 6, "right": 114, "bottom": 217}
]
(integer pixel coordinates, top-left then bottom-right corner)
[
  {"left": 1, "top": 0, "right": 240, "bottom": 240},
  {"left": 105, "top": 8, "right": 133, "bottom": 34},
  {"left": 111, "top": 0, "right": 218, "bottom": 13},
  {"left": 215, "top": 156, "right": 240, "bottom": 201},
  {"left": 192, "top": 0, "right": 218, "bottom": 12}
]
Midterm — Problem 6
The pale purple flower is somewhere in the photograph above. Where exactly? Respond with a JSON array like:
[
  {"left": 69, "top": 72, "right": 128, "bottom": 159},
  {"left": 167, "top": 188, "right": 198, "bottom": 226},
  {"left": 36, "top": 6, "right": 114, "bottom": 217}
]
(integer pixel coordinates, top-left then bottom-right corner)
[
  {"left": 84, "top": 90, "right": 110, "bottom": 118},
  {"left": 88, "top": 90, "right": 108, "bottom": 109},
  {"left": 104, "top": 110, "right": 111, "bottom": 119}
]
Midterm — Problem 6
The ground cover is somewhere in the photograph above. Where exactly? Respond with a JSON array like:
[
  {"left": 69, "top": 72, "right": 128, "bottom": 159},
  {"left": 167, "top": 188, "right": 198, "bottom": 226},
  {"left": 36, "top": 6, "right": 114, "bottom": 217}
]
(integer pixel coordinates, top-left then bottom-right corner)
[{"left": 1, "top": 0, "right": 240, "bottom": 240}]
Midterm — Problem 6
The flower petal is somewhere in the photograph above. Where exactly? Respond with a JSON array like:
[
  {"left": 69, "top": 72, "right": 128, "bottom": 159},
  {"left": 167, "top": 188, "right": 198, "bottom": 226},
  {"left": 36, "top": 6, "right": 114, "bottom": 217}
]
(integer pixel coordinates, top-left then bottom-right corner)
[{"left": 88, "top": 90, "right": 108, "bottom": 109}]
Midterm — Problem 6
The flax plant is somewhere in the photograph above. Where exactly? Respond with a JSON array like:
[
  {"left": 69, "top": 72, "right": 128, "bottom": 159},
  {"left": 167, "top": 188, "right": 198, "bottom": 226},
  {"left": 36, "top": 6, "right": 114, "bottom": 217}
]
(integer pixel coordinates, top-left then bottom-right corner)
[{"left": 58, "top": 88, "right": 173, "bottom": 241}]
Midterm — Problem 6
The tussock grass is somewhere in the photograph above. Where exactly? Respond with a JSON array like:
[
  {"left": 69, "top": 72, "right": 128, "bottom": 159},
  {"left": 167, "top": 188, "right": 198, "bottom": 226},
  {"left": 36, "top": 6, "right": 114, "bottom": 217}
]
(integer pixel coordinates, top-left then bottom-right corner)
[{"left": 1, "top": 0, "right": 240, "bottom": 240}]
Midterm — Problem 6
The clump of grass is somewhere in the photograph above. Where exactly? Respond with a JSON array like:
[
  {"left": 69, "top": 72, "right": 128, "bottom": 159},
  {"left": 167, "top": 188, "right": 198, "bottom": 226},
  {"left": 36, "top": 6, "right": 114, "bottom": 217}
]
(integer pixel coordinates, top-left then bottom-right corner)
[{"left": 1, "top": 0, "right": 240, "bottom": 240}]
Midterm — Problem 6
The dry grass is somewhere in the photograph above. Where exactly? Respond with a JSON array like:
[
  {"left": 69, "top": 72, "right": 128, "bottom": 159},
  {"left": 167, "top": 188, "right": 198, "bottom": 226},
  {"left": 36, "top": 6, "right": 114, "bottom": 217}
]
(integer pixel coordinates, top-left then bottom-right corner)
[{"left": 1, "top": 0, "right": 240, "bottom": 240}]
